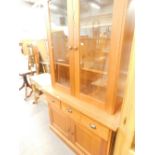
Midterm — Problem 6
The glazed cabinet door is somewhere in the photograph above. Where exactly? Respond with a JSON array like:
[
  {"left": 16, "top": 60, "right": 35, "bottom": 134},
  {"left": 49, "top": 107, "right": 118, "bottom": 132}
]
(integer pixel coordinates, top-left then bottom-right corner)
[
  {"left": 48, "top": 0, "right": 74, "bottom": 94},
  {"left": 74, "top": 124, "right": 108, "bottom": 155},
  {"left": 73, "top": 0, "right": 134, "bottom": 114},
  {"left": 74, "top": 0, "right": 115, "bottom": 107}
]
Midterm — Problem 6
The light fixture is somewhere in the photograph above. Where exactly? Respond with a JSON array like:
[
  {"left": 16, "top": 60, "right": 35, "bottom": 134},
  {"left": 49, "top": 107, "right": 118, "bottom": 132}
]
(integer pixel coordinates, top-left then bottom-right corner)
[{"left": 90, "top": 2, "right": 101, "bottom": 10}]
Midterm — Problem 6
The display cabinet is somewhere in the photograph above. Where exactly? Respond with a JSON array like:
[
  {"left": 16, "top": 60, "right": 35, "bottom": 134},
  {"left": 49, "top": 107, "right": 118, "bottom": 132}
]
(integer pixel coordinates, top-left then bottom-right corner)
[
  {"left": 47, "top": 0, "right": 134, "bottom": 114},
  {"left": 45, "top": 0, "right": 134, "bottom": 154}
]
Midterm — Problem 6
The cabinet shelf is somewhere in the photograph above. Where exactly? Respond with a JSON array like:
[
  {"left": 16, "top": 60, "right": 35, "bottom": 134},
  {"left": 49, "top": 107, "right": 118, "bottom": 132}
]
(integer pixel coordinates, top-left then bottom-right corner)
[
  {"left": 57, "top": 80, "right": 70, "bottom": 88},
  {"left": 81, "top": 67, "right": 107, "bottom": 75},
  {"left": 91, "top": 77, "right": 107, "bottom": 87},
  {"left": 55, "top": 62, "right": 69, "bottom": 67},
  {"left": 80, "top": 87, "right": 106, "bottom": 103}
]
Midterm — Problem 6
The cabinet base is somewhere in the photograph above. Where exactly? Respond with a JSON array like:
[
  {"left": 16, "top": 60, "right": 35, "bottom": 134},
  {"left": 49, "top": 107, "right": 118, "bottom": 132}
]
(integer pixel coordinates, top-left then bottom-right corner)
[{"left": 49, "top": 125, "right": 84, "bottom": 155}]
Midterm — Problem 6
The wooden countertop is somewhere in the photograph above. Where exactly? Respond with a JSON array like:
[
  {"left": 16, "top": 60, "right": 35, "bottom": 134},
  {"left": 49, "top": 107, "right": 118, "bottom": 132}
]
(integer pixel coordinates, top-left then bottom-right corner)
[
  {"left": 30, "top": 73, "right": 121, "bottom": 131},
  {"left": 43, "top": 85, "right": 121, "bottom": 131}
]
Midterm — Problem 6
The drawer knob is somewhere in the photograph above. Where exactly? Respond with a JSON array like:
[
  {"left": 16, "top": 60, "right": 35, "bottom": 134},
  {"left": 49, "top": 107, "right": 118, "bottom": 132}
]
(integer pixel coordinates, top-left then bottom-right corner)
[
  {"left": 67, "top": 108, "right": 72, "bottom": 113},
  {"left": 52, "top": 100, "right": 55, "bottom": 103},
  {"left": 89, "top": 124, "right": 96, "bottom": 129}
]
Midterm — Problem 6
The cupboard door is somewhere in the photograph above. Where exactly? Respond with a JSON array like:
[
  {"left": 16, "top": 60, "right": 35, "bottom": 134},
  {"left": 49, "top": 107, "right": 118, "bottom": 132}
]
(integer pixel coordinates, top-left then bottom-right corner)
[
  {"left": 48, "top": 103, "right": 70, "bottom": 138},
  {"left": 74, "top": 0, "right": 114, "bottom": 106},
  {"left": 49, "top": 0, "right": 74, "bottom": 93},
  {"left": 75, "top": 125, "right": 108, "bottom": 155}
]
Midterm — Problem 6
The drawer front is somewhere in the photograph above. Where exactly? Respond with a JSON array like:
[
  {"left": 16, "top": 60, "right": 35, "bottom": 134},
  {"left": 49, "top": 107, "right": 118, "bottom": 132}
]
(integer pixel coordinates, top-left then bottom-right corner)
[
  {"left": 80, "top": 115, "right": 109, "bottom": 141},
  {"left": 46, "top": 94, "right": 61, "bottom": 109},
  {"left": 61, "top": 102, "right": 81, "bottom": 122}
]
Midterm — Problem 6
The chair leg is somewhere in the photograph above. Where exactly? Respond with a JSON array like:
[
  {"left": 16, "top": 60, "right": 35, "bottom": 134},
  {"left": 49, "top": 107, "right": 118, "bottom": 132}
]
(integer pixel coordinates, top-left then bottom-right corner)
[
  {"left": 31, "top": 84, "right": 38, "bottom": 104},
  {"left": 19, "top": 82, "right": 25, "bottom": 91},
  {"left": 33, "top": 90, "right": 40, "bottom": 104},
  {"left": 32, "top": 85, "right": 43, "bottom": 104},
  {"left": 19, "top": 75, "right": 25, "bottom": 91},
  {"left": 19, "top": 73, "right": 36, "bottom": 101},
  {"left": 24, "top": 84, "right": 27, "bottom": 101},
  {"left": 33, "top": 94, "right": 40, "bottom": 104},
  {"left": 27, "top": 89, "right": 33, "bottom": 98}
]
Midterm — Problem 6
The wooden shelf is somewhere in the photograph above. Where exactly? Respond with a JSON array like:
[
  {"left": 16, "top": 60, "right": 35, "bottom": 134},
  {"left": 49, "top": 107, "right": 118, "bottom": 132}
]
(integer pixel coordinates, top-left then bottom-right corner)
[
  {"left": 56, "top": 62, "right": 69, "bottom": 67},
  {"left": 81, "top": 87, "right": 106, "bottom": 102},
  {"left": 91, "top": 77, "right": 107, "bottom": 87},
  {"left": 89, "top": 90, "right": 106, "bottom": 102},
  {"left": 81, "top": 67, "right": 107, "bottom": 75},
  {"left": 57, "top": 80, "right": 70, "bottom": 87}
]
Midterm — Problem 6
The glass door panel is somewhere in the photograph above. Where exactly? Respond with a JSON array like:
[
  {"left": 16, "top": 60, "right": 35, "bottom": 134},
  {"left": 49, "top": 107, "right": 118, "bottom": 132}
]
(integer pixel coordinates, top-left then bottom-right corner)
[
  {"left": 49, "top": 0, "right": 70, "bottom": 88},
  {"left": 79, "top": 0, "right": 114, "bottom": 102}
]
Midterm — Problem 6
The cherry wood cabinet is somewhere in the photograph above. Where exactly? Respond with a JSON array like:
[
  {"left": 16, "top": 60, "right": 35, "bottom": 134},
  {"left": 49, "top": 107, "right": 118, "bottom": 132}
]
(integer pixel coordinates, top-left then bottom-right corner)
[{"left": 45, "top": 0, "right": 134, "bottom": 154}]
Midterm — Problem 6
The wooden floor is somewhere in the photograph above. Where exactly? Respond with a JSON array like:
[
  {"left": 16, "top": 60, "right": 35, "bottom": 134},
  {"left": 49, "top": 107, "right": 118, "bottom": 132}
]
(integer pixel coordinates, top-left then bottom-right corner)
[{"left": 18, "top": 88, "right": 75, "bottom": 155}]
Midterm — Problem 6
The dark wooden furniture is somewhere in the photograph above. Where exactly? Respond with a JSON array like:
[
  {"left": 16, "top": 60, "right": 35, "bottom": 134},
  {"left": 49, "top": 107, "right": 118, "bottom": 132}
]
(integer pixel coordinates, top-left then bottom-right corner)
[
  {"left": 19, "top": 43, "right": 40, "bottom": 100},
  {"left": 19, "top": 70, "right": 35, "bottom": 100}
]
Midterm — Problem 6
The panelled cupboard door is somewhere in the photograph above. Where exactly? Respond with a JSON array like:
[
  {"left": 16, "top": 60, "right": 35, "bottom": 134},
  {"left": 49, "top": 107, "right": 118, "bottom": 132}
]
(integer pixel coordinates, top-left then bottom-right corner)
[
  {"left": 49, "top": 104, "right": 70, "bottom": 138},
  {"left": 74, "top": 124, "right": 108, "bottom": 155},
  {"left": 49, "top": 0, "right": 74, "bottom": 94}
]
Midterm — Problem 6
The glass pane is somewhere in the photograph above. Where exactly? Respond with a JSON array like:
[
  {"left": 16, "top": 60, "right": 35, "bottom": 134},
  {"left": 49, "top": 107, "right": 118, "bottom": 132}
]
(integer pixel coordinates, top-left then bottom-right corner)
[
  {"left": 50, "top": 0, "right": 70, "bottom": 88},
  {"left": 79, "top": 0, "right": 113, "bottom": 102}
]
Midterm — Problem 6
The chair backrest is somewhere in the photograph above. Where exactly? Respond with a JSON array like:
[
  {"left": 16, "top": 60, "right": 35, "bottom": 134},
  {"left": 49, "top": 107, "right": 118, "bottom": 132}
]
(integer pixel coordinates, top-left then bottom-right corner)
[
  {"left": 19, "top": 42, "right": 24, "bottom": 54},
  {"left": 32, "top": 45, "right": 40, "bottom": 74},
  {"left": 27, "top": 44, "right": 40, "bottom": 74}
]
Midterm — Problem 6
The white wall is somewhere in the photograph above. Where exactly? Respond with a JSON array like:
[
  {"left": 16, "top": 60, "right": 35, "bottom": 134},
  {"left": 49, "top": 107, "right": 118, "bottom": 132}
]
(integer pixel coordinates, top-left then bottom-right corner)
[
  {"left": 0, "top": 1, "right": 48, "bottom": 155},
  {"left": 18, "top": 2, "right": 47, "bottom": 40}
]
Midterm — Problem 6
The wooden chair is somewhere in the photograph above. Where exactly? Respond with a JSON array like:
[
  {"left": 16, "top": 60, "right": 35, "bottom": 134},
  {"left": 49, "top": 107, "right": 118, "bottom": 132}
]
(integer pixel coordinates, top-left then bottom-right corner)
[
  {"left": 19, "top": 41, "right": 50, "bottom": 103},
  {"left": 29, "top": 44, "right": 44, "bottom": 103},
  {"left": 19, "top": 43, "right": 36, "bottom": 100},
  {"left": 19, "top": 43, "right": 40, "bottom": 100}
]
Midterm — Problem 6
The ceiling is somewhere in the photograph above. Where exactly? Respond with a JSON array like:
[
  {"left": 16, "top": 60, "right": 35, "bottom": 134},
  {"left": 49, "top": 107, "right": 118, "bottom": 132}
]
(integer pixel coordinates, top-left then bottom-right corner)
[
  {"left": 23, "top": 0, "right": 46, "bottom": 7},
  {"left": 23, "top": 0, "right": 37, "bottom": 5},
  {"left": 23, "top": 0, "right": 113, "bottom": 7}
]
